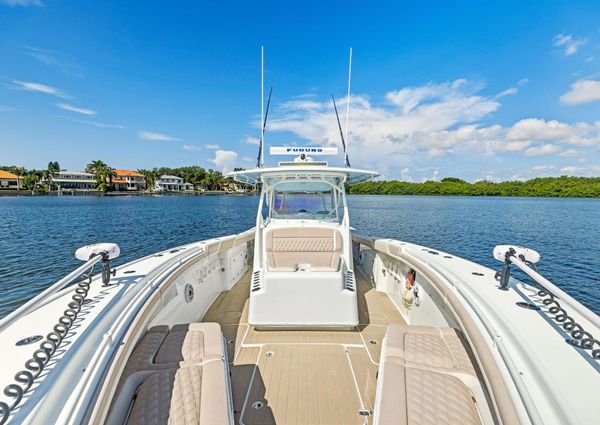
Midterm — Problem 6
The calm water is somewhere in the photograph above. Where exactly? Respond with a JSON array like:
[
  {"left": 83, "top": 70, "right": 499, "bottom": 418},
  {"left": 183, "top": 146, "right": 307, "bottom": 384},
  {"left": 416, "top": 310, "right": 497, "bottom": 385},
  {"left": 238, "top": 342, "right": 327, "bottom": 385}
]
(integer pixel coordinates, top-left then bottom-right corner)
[{"left": 0, "top": 195, "right": 599, "bottom": 318}]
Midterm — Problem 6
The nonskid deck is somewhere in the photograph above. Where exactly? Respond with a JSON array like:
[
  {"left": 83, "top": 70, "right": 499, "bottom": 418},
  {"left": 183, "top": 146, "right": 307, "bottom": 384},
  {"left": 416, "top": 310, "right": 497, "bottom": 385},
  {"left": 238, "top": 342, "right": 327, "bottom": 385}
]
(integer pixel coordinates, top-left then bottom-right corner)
[{"left": 202, "top": 270, "right": 406, "bottom": 424}]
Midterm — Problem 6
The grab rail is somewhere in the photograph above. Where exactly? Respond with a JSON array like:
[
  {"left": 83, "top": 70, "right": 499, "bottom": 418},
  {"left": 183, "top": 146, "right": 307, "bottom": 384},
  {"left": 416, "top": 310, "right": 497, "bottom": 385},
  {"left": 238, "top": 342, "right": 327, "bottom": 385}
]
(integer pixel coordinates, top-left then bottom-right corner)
[
  {"left": 60, "top": 245, "right": 207, "bottom": 425},
  {"left": 502, "top": 253, "right": 600, "bottom": 359},
  {"left": 508, "top": 255, "right": 600, "bottom": 329},
  {"left": 0, "top": 255, "right": 103, "bottom": 333}
]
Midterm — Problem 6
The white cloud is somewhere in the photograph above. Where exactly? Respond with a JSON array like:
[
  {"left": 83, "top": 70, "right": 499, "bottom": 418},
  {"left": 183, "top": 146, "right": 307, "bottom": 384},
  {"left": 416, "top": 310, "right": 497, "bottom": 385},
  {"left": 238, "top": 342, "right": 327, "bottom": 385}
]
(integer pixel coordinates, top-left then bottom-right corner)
[
  {"left": 559, "top": 149, "right": 583, "bottom": 157},
  {"left": 495, "top": 87, "right": 518, "bottom": 98},
  {"left": 560, "top": 80, "right": 600, "bottom": 105},
  {"left": 243, "top": 136, "right": 261, "bottom": 145},
  {"left": 242, "top": 156, "right": 254, "bottom": 163},
  {"left": 553, "top": 33, "right": 586, "bottom": 56},
  {"left": 586, "top": 56, "right": 594, "bottom": 63},
  {"left": 525, "top": 164, "right": 600, "bottom": 178},
  {"left": 503, "top": 118, "right": 600, "bottom": 147},
  {"left": 182, "top": 144, "right": 201, "bottom": 151},
  {"left": 12, "top": 80, "right": 69, "bottom": 98},
  {"left": 0, "top": 105, "right": 18, "bottom": 112},
  {"left": 269, "top": 82, "right": 600, "bottom": 168},
  {"left": 269, "top": 79, "right": 500, "bottom": 168},
  {"left": 205, "top": 144, "right": 220, "bottom": 149},
  {"left": 211, "top": 150, "right": 238, "bottom": 173},
  {"left": 73, "top": 119, "right": 124, "bottom": 129},
  {"left": 400, "top": 167, "right": 412, "bottom": 182},
  {"left": 266, "top": 80, "right": 600, "bottom": 179},
  {"left": 524, "top": 144, "right": 560, "bottom": 156},
  {"left": 507, "top": 119, "right": 571, "bottom": 141},
  {"left": 560, "top": 166, "right": 584, "bottom": 174},
  {"left": 518, "top": 78, "right": 529, "bottom": 86},
  {"left": 23, "top": 46, "right": 83, "bottom": 77},
  {"left": 0, "top": 0, "right": 42, "bottom": 6},
  {"left": 56, "top": 102, "right": 96, "bottom": 115},
  {"left": 138, "top": 130, "right": 180, "bottom": 141},
  {"left": 427, "top": 148, "right": 446, "bottom": 158}
]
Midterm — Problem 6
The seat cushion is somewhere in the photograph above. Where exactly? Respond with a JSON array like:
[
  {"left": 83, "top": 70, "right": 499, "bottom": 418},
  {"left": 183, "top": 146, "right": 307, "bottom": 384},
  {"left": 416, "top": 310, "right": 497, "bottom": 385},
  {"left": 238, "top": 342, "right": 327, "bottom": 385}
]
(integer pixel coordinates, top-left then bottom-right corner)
[
  {"left": 121, "top": 326, "right": 169, "bottom": 380},
  {"left": 384, "top": 325, "right": 475, "bottom": 375},
  {"left": 374, "top": 325, "right": 483, "bottom": 425},
  {"left": 155, "top": 323, "right": 224, "bottom": 364},
  {"left": 405, "top": 367, "right": 482, "bottom": 425},
  {"left": 126, "top": 362, "right": 230, "bottom": 425},
  {"left": 265, "top": 227, "right": 343, "bottom": 272}
]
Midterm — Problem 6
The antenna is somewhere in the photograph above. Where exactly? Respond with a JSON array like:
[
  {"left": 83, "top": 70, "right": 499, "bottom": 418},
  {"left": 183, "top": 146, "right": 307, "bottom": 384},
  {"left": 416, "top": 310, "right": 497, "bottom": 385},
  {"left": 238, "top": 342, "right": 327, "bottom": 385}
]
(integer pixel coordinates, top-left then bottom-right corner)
[
  {"left": 331, "top": 95, "right": 351, "bottom": 167},
  {"left": 256, "top": 86, "right": 273, "bottom": 168},
  {"left": 260, "top": 46, "right": 264, "bottom": 167},
  {"left": 344, "top": 47, "right": 352, "bottom": 159}
]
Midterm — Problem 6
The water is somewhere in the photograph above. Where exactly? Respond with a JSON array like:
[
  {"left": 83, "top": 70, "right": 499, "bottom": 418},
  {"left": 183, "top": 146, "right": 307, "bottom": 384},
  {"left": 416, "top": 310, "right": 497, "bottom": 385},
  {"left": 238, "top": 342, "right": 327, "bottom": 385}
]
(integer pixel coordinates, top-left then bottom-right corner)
[{"left": 0, "top": 195, "right": 598, "bottom": 318}]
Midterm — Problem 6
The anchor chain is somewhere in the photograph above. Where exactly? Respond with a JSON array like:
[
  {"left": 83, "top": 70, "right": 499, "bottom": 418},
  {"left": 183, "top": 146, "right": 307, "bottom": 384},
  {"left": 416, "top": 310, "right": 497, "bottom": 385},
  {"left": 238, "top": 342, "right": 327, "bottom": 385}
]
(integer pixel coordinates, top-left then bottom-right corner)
[{"left": 0, "top": 269, "right": 93, "bottom": 424}]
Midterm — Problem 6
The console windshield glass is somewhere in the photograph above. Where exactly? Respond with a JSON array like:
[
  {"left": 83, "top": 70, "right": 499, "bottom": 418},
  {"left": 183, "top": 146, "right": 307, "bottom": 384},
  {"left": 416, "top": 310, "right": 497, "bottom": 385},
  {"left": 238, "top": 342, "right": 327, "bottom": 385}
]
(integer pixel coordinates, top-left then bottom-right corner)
[{"left": 269, "top": 181, "right": 341, "bottom": 220}]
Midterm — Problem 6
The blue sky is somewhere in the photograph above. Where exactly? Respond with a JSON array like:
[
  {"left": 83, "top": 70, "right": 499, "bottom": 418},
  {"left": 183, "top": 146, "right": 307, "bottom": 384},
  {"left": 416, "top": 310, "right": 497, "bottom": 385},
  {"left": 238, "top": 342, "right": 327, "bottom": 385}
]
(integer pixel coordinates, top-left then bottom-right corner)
[{"left": 1, "top": 0, "right": 599, "bottom": 181}]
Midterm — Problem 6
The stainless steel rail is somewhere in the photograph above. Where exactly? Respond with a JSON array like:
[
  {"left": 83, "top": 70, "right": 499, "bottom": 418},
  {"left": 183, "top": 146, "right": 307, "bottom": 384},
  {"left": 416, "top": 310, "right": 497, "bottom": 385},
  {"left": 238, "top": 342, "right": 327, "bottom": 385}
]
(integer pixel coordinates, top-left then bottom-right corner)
[{"left": 0, "top": 255, "right": 103, "bottom": 333}]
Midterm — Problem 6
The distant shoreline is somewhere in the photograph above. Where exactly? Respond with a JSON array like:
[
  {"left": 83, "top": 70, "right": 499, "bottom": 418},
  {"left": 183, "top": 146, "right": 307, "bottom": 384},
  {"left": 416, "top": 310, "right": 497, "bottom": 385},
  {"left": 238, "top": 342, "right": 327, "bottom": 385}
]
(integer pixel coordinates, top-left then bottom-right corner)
[
  {"left": 0, "top": 190, "right": 257, "bottom": 197},
  {"left": 348, "top": 176, "right": 600, "bottom": 198}
]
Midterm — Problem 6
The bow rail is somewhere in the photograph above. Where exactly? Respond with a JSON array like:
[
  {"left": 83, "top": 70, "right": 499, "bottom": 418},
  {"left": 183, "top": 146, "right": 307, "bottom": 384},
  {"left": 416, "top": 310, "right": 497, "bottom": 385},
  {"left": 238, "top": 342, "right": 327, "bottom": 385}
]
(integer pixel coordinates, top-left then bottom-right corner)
[
  {"left": 0, "top": 255, "right": 103, "bottom": 333},
  {"left": 494, "top": 245, "right": 600, "bottom": 359}
]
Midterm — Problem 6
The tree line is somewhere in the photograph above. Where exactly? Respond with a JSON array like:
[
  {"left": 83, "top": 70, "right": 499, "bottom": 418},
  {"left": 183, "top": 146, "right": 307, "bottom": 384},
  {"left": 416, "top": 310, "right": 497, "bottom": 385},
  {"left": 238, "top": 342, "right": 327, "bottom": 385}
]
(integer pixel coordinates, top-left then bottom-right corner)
[
  {"left": 0, "top": 161, "right": 250, "bottom": 192},
  {"left": 348, "top": 176, "right": 600, "bottom": 198}
]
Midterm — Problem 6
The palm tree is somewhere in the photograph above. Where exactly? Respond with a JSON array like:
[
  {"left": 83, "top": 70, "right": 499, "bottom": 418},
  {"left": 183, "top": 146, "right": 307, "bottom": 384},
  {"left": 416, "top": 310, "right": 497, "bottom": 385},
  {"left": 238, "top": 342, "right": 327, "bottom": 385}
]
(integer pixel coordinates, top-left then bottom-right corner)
[
  {"left": 138, "top": 169, "right": 159, "bottom": 192},
  {"left": 43, "top": 161, "right": 60, "bottom": 190},
  {"left": 23, "top": 170, "right": 42, "bottom": 191},
  {"left": 86, "top": 160, "right": 114, "bottom": 192}
]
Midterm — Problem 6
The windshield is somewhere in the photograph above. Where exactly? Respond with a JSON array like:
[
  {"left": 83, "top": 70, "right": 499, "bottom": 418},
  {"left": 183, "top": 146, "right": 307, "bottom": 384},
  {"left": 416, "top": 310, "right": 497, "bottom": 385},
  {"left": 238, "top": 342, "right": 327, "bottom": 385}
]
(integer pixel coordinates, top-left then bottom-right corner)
[{"left": 268, "top": 181, "right": 341, "bottom": 221}]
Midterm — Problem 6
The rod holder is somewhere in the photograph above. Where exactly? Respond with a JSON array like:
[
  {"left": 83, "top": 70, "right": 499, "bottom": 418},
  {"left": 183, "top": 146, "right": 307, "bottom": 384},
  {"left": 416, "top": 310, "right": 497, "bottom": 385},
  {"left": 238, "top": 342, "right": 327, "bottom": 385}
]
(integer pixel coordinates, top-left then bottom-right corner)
[{"left": 101, "top": 253, "right": 116, "bottom": 285}]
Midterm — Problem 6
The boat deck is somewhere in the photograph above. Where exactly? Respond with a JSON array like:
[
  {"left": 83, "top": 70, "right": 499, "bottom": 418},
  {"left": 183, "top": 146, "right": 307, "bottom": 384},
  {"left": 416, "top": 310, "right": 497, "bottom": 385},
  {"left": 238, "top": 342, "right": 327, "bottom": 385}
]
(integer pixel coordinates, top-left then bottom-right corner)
[{"left": 202, "top": 270, "right": 406, "bottom": 425}]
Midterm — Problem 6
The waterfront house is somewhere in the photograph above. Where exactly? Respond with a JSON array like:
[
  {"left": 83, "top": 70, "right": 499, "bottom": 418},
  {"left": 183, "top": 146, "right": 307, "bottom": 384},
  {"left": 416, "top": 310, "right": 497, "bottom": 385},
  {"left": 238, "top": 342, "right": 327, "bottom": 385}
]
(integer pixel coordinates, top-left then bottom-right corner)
[
  {"left": 155, "top": 175, "right": 195, "bottom": 192},
  {"left": 0, "top": 170, "right": 19, "bottom": 189},
  {"left": 113, "top": 170, "right": 146, "bottom": 191},
  {"left": 52, "top": 171, "right": 96, "bottom": 190},
  {"left": 156, "top": 175, "right": 183, "bottom": 191}
]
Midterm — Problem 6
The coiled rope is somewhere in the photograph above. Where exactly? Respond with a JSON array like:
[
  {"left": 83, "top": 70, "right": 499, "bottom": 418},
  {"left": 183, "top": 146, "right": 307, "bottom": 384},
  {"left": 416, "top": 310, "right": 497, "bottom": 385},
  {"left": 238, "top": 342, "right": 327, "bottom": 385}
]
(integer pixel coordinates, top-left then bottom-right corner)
[
  {"left": 0, "top": 268, "right": 93, "bottom": 424},
  {"left": 517, "top": 260, "right": 600, "bottom": 360},
  {"left": 534, "top": 283, "right": 600, "bottom": 359}
]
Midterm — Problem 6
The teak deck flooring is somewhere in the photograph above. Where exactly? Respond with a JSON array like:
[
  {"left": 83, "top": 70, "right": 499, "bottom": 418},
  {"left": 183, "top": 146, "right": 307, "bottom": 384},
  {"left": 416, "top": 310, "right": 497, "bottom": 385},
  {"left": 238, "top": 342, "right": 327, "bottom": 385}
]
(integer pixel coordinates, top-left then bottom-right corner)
[{"left": 202, "top": 270, "right": 406, "bottom": 425}]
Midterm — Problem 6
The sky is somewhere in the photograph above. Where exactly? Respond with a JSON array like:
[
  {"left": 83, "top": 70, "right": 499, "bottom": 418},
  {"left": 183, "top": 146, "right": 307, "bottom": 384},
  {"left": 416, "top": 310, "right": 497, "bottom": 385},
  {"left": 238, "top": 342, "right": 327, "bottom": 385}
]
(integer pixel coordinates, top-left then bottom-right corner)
[{"left": 1, "top": 0, "right": 600, "bottom": 181}]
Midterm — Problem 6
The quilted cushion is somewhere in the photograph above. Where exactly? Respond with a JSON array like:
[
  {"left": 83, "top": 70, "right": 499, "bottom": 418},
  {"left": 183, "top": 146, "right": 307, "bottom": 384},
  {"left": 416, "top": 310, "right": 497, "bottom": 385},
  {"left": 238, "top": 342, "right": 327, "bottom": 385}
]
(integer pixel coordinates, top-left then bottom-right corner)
[{"left": 126, "top": 362, "right": 230, "bottom": 425}]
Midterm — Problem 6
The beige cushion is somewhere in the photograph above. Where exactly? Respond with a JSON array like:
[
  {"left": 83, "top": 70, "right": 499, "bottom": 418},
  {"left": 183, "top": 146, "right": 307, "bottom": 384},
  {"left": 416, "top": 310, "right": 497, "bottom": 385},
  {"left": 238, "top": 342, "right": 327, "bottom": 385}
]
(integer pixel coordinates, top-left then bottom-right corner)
[
  {"left": 384, "top": 324, "right": 475, "bottom": 375},
  {"left": 126, "top": 362, "right": 230, "bottom": 425},
  {"left": 405, "top": 367, "right": 482, "bottom": 425},
  {"left": 111, "top": 323, "right": 228, "bottom": 424},
  {"left": 155, "top": 323, "right": 224, "bottom": 364},
  {"left": 375, "top": 325, "right": 482, "bottom": 425},
  {"left": 265, "top": 227, "right": 342, "bottom": 272}
]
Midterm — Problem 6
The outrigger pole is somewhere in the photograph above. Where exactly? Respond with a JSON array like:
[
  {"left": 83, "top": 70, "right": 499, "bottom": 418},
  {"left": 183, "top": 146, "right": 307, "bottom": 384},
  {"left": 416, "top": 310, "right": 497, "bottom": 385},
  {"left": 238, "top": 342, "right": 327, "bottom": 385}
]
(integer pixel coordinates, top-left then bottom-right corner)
[
  {"left": 256, "top": 86, "right": 273, "bottom": 168},
  {"left": 257, "top": 47, "right": 273, "bottom": 168},
  {"left": 344, "top": 47, "right": 352, "bottom": 162},
  {"left": 331, "top": 95, "right": 351, "bottom": 167}
]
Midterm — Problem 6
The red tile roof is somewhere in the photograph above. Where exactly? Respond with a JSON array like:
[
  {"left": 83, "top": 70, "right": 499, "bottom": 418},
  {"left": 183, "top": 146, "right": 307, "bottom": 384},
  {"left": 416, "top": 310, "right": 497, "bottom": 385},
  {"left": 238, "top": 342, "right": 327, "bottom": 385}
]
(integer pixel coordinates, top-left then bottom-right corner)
[
  {"left": 114, "top": 170, "right": 144, "bottom": 177},
  {"left": 0, "top": 170, "right": 18, "bottom": 179}
]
